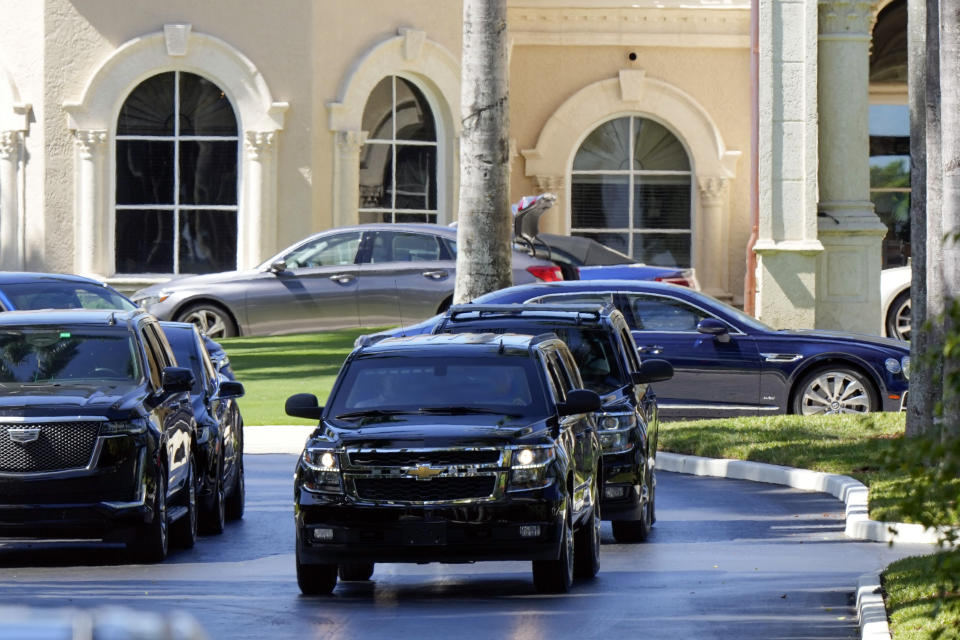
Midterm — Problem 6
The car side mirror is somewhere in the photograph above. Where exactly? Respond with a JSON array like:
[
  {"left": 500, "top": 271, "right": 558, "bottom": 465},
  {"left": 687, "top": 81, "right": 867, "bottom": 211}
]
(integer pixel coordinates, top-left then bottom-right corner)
[
  {"left": 557, "top": 389, "right": 602, "bottom": 416},
  {"left": 632, "top": 358, "right": 674, "bottom": 384},
  {"left": 219, "top": 380, "right": 245, "bottom": 399},
  {"left": 269, "top": 259, "right": 287, "bottom": 273},
  {"left": 285, "top": 393, "right": 325, "bottom": 420},
  {"left": 161, "top": 366, "right": 194, "bottom": 395},
  {"left": 697, "top": 317, "right": 731, "bottom": 343}
]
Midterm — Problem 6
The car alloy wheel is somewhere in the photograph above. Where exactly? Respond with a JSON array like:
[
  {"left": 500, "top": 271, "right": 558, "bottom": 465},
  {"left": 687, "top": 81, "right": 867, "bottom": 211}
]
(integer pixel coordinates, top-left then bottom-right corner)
[
  {"left": 226, "top": 454, "right": 245, "bottom": 520},
  {"left": 886, "top": 290, "right": 911, "bottom": 342},
  {"left": 574, "top": 476, "right": 601, "bottom": 579},
  {"left": 793, "top": 367, "right": 878, "bottom": 415},
  {"left": 532, "top": 497, "right": 574, "bottom": 593},
  {"left": 171, "top": 456, "right": 198, "bottom": 548},
  {"left": 132, "top": 466, "right": 168, "bottom": 563},
  {"left": 202, "top": 450, "right": 226, "bottom": 535},
  {"left": 177, "top": 303, "right": 237, "bottom": 339}
]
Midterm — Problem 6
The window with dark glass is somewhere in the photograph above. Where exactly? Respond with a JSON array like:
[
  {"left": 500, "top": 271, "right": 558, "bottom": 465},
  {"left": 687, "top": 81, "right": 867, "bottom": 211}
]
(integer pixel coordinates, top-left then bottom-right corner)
[
  {"left": 571, "top": 117, "right": 692, "bottom": 268},
  {"left": 358, "top": 76, "right": 438, "bottom": 224},
  {"left": 115, "top": 71, "right": 239, "bottom": 275}
]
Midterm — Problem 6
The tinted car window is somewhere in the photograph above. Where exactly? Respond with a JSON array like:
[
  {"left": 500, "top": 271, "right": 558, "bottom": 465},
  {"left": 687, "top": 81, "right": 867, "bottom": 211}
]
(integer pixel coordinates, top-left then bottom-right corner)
[
  {"left": 0, "top": 327, "right": 140, "bottom": 384},
  {"left": 284, "top": 232, "right": 361, "bottom": 268},
  {"left": 329, "top": 355, "right": 548, "bottom": 419},
  {"left": 627, "top": 294, "right": 710, "bottom": 331},
  {"left": 164, "top": 327, "right": 209, "bottom": 394},
  {"left": 0, "top": 283, "right": 136, "bottom": 311},
  {"left": 368, "top": 231, "right": 442, "bottom": 263}
]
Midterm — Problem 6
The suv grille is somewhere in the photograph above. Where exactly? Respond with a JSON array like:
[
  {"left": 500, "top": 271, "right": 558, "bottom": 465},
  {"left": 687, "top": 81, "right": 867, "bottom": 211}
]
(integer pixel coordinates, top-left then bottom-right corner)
[
  {"left": 348, "top": 450, "right": 501, "bottom": 467},
  {"left": 353, "top": 477, "right": 496, "bottom": 502},
  {"left": 0, "top": 422, "right": 102, "bottom": 472}
]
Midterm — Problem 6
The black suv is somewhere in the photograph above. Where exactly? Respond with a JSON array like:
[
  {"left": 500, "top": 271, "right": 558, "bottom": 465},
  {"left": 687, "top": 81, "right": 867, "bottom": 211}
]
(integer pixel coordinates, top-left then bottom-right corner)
[
  {"left": 286, "top": 333, "right": 603, "bottom": 595},
  {"left": 0, "top": 309, "right": 199, "bottom": 562},
  {"left": 429, "top": 304, "right": 673, "bottom": 542}
]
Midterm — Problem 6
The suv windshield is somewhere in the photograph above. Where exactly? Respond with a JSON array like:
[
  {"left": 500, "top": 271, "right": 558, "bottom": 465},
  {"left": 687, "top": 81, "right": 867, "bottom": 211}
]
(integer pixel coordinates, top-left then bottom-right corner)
[
  {"left": 444, "top": 325, "right": 626, "bottom": 394},
  {"left": 0, "top": 282, "right": 137, "bottom": 311},
  {"left": 328, "top": 354, "right": 548, "bottom": 422},
  {"left": 0, "top": 327, "right": 141, "bottom": 385}
]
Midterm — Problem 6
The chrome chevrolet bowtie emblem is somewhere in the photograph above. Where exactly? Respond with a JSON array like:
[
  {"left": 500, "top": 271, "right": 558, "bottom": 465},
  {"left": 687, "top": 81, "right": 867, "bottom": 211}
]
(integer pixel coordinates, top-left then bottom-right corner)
[
  {"left": 8, "top": 428, "right": 41, "bottom": 444},
  {"left": 404, "top": 465, "right": 444, "bottom": 480}
]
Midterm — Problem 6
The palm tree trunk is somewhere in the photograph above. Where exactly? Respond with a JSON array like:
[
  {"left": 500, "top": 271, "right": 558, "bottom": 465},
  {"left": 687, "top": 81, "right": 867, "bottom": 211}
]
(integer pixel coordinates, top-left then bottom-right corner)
[
  {"left": 453, "top": 0, "right": 513, "bottom": 304},
  {"left": 939, "top": 0, "right": 960, "bottom": 438}
]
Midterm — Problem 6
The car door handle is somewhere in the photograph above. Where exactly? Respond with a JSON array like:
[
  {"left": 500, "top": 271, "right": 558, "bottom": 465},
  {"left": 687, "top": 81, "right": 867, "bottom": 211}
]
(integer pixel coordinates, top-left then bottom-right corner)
[
  {"left": 329, "top": 273, "right": 355, "bottom": 284},
  {"left": 637, "top": 345, "right": 664, "bottom": 355},
  {"left": 422, "top": 270, "right": 448, "bottom": 280}
]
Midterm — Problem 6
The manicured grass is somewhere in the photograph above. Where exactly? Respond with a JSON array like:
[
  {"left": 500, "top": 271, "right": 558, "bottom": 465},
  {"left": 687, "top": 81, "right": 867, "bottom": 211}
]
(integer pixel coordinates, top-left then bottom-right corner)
[
  {"left": 219, "top": 328, "right": 387, "bottom": 426},
  {"left": 883, "top": 551, "right": 960, "bottom": 640},
  {"left": 657, "top": 413, "right": 909, "bottom": 521}
]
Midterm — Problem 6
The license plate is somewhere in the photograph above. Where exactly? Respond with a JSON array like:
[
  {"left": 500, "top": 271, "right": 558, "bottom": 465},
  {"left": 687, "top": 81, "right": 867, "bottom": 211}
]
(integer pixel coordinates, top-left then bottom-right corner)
[{"left": 400, "top": 522, "right": 447, "bottom": 546}]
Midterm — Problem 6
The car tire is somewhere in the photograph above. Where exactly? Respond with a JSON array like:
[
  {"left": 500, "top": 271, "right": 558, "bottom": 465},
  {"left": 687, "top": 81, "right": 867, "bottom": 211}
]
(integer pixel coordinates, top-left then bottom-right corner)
[
  {"left": 171, "top": 456, "right": 198, "bottom": 549},
  {"left": 201, "top": 450, "right": 226, "bottom": 535},
  {"left": 297, "top": 546, "right": 337, "bottom": 596},
  {"left": 176, "top": 303, "right": 238, "bottom": 339},
  {"left": 885, "top": 289, "right": 911, "bottom": 342},
  {"left": 573, "top": 477, "right": 601, "bottom": 579},
  {"left": 612, "top": 465, "right": 653, "bottom": 543},
  {"left": 338, "top": 562, "right": 375, "bottom": 581},
  {"left": 532, "top": 496, "right": 575, "bottom": 593},
  {"left": 792, "top": 366, "right": 879, "bottom": 415},
  {"left": 130, "top": 465, "right": 169, "bottom": 563},
  {"left": 225, "top": 453, "right": 245, "bottom": 521}
]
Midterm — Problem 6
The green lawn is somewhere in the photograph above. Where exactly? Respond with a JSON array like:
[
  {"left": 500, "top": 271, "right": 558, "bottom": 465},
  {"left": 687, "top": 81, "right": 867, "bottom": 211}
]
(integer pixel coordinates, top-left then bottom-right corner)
[
  {"left": 220, "top": 327, "right": 387, "bottom": 426},
  {"left": 222, "top": 328, "right": 954, "bottom": 638}
]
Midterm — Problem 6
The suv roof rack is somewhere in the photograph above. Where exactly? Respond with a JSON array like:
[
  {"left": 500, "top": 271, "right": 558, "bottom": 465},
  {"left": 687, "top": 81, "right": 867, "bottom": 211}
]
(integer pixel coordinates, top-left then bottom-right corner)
[{"left": 447, "top": 303, "right": 611, "bottom": 324}]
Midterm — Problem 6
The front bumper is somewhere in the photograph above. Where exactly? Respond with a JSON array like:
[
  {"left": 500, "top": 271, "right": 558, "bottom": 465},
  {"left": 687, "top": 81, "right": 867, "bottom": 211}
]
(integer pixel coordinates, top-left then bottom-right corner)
[
  {"left": 599, "top": 449, "right": 645, "bottom": 521},
  {"left": 296, "top": 493, "right": 564, "bottom": 564}
]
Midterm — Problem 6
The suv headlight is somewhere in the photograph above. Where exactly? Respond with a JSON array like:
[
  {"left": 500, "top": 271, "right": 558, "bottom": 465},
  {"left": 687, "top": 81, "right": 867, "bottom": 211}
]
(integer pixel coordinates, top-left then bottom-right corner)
[
  {"left": 101, "top": 419, "right": 148, "bottom": 435},
  {"left": 300, "top": 447, "right": 343, "bottom": 493},
  {"left": 508, "top": 446, "right": 555, "bottom": 491},
  {"left": 597, "top": 411, "right": 636, "bottom": 454}
]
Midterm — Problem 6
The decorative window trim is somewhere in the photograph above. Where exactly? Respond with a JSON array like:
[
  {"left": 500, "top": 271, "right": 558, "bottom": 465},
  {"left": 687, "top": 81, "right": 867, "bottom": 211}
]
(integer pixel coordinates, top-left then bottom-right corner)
[
  {"left": 0, "top": 65, "right": 30, "bottom": 271},
  {"left": 328, "top": 28, "right": 460, "bottom": 227},
  {"left": 522, "top": 70, "right": 740, "bottom": 298},
  {"left": 63, "top": 25, "right": 288, "bottom": 279}
]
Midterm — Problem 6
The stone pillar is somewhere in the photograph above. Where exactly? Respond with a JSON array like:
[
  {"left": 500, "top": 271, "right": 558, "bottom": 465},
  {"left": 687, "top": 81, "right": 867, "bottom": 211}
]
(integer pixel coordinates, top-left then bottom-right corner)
[
  {"left": 74, "top": 130, "right": 107, "bottom": 275},
  {"left": 242, "top": 131, "right": 277, "bottom": 269},
  {"left": 534, "top": 175, "right": 565, "bottom": 235},
  {"left": 332, "top": 130, "right": 367, "bottom": 229},
  {"left": 0, "top": 131, "right": 21, "bottom": 270},
  {"left": 697, "top": 177, "right": 731, "bottom": 299},
  {"left": 755, "top": 0, "right": 823, "bottom": 329},
  {"left": 816, "top": 0, "right": 887, "bottom": 333}
]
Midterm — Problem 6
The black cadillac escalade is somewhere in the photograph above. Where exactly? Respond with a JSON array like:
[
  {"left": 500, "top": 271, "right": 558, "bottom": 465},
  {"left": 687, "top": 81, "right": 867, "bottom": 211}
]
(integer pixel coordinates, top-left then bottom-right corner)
[
  {"left": 0, "top": 309, "right": 199, "bottom": 562},
  {"left": 286, "top": 332, "right": 603, "bottom": 595}
]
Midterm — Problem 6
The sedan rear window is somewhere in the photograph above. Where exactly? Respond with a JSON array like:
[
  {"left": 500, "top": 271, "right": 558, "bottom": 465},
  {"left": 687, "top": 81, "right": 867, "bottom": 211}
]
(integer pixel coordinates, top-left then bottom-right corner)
[
  {"left": 1, "top": 282, "right": 136, "bottom": 312},
  {"left": 0, "top": 328, "right": 141, "bottom": 384}
]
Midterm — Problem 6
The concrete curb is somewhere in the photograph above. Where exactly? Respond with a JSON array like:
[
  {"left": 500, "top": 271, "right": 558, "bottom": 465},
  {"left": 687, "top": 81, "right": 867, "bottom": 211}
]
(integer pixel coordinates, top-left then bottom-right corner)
[
  {"left": 857, "top": 572, "right": 892, "bottom": 640},
  {"left": 656, "top": 451, "right": 943, "bottom": 545}
]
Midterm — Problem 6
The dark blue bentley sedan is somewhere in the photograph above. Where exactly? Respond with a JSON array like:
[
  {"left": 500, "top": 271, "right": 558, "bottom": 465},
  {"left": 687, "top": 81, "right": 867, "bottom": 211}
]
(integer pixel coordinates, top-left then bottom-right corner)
[{"left": 370, "top": 280, "right": 910, "bottom": 419}]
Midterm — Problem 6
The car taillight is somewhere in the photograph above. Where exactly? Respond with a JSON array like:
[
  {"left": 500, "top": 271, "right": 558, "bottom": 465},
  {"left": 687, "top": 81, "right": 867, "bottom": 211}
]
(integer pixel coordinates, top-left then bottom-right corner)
[
  {"left": 526, "top": 265, "right": 564, "bottom": 282},
  {"left": 655, "top": 269, "right": 697, "bottom": 289}
]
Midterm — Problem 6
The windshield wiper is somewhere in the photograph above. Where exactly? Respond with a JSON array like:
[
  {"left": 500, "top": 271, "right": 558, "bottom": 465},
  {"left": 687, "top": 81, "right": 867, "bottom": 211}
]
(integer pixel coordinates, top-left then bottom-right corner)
[
  {"left": 416, "top": 406, "right": 523, "bottom": 417},
  {"left": 335, "top": 409, "right": 415, "bottom": 419}
]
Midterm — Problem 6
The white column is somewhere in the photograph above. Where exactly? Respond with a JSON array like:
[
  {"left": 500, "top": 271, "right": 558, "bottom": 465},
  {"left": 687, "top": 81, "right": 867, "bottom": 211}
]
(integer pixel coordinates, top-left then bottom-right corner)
[
  {"left": 0, "top": 131, "right": 21, "bottom": 270},
  {"left": 534, "top": 175, "right": 565, "bottom": 235},
  {"left": 816, "top": 0, "right": 887, "bottom": 333},
  {"left": 242, "top": 131, "right": 277, "bottom": 269},
  {"left": 697, "top": 177, "right": 731, "bottom": 299},
  {"left": 332, "top": 130, "right": 367, "bottom": 229},
  {"left": 74, "top": 130, "right": 107, "bottom": 275}
]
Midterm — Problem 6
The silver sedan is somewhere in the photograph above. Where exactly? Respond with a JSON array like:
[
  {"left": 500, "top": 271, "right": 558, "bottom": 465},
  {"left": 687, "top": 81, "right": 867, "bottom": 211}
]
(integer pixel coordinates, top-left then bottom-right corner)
[{"left": 132, "top": 223, "right": 561, "bottom": 337}]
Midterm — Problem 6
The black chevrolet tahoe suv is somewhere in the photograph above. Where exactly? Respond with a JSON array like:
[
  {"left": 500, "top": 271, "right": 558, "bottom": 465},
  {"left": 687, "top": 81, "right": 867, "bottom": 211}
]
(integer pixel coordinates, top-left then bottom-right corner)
[
  {"left": 286, "top": 332, "right": 604, "bottom": 595},
  {"left": 429, "top": 304, "right": 673, "bottom": 543},
  {"left": 0, "top": 309, "right": 199, "bottom": 562}
]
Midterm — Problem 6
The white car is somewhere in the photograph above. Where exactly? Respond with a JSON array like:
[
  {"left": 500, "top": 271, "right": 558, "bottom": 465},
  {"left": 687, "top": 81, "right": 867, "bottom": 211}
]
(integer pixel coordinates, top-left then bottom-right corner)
[{"left": 881, "top": 265, "right": 911, "bottom": 341}]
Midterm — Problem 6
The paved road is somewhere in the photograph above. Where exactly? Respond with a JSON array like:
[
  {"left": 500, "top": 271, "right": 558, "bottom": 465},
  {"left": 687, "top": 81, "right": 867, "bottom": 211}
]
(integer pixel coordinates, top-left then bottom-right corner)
[{"left": 0, "top": 454, "right": 930, "bottom": 639}]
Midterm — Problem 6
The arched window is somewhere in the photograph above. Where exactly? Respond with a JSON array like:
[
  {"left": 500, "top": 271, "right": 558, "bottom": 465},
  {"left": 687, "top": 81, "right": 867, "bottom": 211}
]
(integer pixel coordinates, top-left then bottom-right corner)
[
  {"left": 358, "top": 75, "right": 438, "bottom": 223},
  {"left": 115, "top": 71, "right": 239, "bottom": 274},
  {"left": 571, "top": 116, "right": 693, "bottom": 268}
]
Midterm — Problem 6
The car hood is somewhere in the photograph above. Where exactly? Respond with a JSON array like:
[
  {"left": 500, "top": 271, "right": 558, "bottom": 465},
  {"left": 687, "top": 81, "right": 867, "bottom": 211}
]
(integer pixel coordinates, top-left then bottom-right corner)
[
  {"left": 318, "top": 414, "right": 550, "bottom": 450},
  {"left": 0, "top": 384, "right": 147, "bottom": 420},
  {"left": 133, "top": 268, "right": 265, "bottom": 298},
  {"left": 774, "top": 329, "right": 909, "bottom": 353}
]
